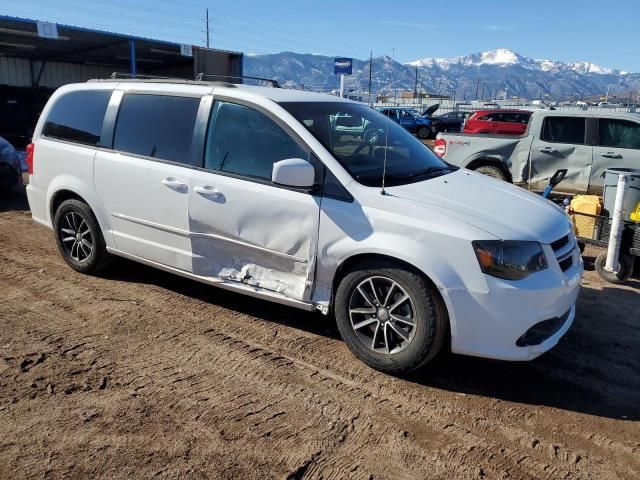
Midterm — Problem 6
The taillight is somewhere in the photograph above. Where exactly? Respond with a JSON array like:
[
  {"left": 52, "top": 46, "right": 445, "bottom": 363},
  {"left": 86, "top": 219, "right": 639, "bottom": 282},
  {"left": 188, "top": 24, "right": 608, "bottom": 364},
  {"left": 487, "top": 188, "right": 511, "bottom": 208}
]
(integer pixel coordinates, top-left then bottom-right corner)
[
  {"left": 26, "top": 143, "right": 34, "bottom": 175},
  {"left": 434, "top": 138, "right": 446, "bottom": 157}
]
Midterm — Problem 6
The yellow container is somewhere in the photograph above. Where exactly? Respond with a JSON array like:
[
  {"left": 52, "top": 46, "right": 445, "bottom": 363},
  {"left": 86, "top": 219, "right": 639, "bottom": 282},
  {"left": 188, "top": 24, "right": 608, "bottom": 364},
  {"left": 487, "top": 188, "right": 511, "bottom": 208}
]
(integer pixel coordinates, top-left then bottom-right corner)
[
  {"left": 570, "top": 195, "right": 602, "bottom": 238},
  {"left": 631, "top": 201, "right": 640, "bottom": 222}
]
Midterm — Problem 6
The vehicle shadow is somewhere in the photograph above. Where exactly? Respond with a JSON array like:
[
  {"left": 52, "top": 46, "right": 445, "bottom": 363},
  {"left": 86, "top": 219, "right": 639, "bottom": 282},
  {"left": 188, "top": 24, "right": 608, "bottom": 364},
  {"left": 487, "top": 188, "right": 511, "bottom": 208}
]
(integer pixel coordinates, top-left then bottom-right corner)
[
  {"left": 407, "top": 282, "right": 640, "bottom": 421},
  {"left": 104, "top": 259, "right": 639, "bottom": 421},
  {"left": 0, "top": 185, "right": 29, "bottom": 213}
]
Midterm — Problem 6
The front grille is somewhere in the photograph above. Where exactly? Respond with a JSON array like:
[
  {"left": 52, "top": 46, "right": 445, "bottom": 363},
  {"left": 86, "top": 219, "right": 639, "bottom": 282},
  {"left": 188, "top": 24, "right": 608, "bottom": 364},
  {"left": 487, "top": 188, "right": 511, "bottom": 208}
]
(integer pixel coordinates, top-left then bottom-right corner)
[
  {"left": 550, "top": 233, "right": 576, "bottom": 273},
  {"left": 550, "top": 235, "right": 569, "bottom": 251}
]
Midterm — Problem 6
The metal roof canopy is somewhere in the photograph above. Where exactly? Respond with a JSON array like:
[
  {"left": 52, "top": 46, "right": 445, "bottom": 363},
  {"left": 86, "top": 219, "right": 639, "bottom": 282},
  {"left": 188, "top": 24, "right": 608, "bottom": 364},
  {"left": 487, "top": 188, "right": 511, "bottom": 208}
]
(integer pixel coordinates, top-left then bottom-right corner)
[{"left": 0, "top": 15, "right": 243, "bottom": 86}]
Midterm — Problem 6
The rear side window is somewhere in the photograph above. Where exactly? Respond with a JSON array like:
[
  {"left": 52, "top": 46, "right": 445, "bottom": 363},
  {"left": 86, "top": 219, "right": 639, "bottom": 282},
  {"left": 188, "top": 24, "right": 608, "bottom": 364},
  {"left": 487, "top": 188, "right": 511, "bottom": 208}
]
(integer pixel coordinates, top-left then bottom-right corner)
[
  {"left": 599, "top": 119, "right": 640, "bottom": 149},
  {"left": 42, "top": 90, "right": 111, "bottom": 146},
  {"left": 541, "top": 117, "right": 586, "bottom": 144},
  {"left": 204, "top": 101, "right": 306, "bottom": 181},
  {"left": 113, "top": 94, "right": 201, "bottom": 165}
]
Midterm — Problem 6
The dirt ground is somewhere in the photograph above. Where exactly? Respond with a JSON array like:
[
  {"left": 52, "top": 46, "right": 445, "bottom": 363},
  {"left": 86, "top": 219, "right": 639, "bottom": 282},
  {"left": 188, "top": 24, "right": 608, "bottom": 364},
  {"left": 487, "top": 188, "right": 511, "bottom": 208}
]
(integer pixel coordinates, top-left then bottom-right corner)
[{"left": 1, "top": 183, "right": 639, "bottom": 480}]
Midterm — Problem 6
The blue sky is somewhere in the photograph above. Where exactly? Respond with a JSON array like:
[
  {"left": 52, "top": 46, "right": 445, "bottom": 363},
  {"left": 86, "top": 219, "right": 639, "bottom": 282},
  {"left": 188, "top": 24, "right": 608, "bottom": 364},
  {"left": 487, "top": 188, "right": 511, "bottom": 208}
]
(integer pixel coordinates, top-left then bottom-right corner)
[{"left": 3, "top": 0, "right": 640, "bottom": 71}]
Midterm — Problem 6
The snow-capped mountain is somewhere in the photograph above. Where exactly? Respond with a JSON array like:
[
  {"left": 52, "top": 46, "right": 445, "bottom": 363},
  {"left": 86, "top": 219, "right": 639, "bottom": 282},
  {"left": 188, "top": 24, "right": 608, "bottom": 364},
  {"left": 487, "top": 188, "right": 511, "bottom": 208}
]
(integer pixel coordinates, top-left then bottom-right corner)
[
  {"left": 407, "top": 48, "right": 623, "bottom": 75},
  {"left": 243, "top": 49, "right": 639, "bottom": 100}
]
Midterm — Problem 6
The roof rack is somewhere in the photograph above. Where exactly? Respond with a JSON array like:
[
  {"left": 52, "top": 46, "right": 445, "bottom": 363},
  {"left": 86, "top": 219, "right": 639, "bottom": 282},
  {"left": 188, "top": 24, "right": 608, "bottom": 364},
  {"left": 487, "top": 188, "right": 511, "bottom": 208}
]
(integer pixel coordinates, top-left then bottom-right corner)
[
  {"left": 87, "top": 72, "right": 237, "bottom": 88},
  {"left": 195, "top": 73, "right": 280, "bottom": 88}
]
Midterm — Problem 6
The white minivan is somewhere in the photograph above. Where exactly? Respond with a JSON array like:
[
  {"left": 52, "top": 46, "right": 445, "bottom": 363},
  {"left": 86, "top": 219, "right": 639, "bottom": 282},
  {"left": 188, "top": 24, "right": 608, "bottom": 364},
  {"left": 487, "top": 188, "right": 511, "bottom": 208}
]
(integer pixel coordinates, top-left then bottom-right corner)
[{"left": 26, "top": 79, "right": 583, "bottom": 373}]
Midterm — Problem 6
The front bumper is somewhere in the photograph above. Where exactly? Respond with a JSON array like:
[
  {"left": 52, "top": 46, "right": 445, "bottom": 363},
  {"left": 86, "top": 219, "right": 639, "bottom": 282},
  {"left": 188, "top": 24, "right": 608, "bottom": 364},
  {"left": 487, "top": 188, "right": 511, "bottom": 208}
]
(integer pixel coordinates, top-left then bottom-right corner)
[{"left": 443, "top": 243, "right": 583, "bottom": 361}]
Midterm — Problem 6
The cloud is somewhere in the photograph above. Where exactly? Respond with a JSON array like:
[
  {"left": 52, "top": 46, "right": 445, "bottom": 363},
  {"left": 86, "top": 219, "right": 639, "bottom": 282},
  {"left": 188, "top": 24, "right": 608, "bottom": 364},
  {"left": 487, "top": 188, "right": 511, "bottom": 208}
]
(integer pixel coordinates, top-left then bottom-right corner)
[
  {"left": 483, "top": 25, "right": 514, "bottom": 31},
  {"left": 379, "top": 21, "right": 435, "bottom": 30}
]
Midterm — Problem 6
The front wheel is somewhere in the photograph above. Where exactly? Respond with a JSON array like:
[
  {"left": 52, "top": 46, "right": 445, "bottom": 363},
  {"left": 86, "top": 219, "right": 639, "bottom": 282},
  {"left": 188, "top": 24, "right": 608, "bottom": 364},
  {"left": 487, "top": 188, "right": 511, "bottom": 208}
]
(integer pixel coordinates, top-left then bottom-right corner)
[
  {"left": 594, "top": 252, "right": 633, "bottom": 284},
  {"left": 334, "top": 261, "right": 448, "bottom": 373},
  {"left": 417, "top": 126, "right": 432, "bottom": 139}
]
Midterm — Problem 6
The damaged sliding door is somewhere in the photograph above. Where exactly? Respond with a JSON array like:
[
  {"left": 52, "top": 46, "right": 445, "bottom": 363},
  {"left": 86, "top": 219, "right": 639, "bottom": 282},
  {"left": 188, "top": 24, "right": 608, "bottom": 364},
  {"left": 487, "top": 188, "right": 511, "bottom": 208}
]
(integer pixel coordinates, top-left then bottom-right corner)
[{"left": 188, "top": 100, "right": 320, "bottom": 301}]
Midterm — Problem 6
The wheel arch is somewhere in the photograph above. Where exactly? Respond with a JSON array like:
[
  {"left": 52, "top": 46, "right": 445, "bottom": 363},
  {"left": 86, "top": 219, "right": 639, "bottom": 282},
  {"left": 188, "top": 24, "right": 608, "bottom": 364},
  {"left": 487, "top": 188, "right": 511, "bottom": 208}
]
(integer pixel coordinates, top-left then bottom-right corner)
[
  {"left": 330, "top": 252, "right": 452, "bottom": 350},
  {"left": 46, "top": 177, "right": 113, "bottom": 247},
  {"left": 465, "top": 157, "right": 512, "bottom": 182}
]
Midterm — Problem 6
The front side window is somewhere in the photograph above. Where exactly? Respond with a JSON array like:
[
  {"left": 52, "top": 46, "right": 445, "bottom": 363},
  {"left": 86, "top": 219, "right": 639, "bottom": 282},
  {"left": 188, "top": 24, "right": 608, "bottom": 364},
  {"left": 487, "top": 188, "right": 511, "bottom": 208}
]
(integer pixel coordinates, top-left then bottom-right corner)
[
  {"left": 113, "top": 94, "right": 201, "bottom": 165},
  {"left": 541, "top": 117, "right": 586, "bottom": 144},
  {"left": 204, "top": 101, "right": 306, "bottom": 180},
  {"left": 281, "top": 101, "right": 454, "bottom": 187},
  {"left": 42, "top": 90, "right": 111, "bottom": 146},
  {"left": 599, "top": 119, "right": 640, "bottom": 149}
]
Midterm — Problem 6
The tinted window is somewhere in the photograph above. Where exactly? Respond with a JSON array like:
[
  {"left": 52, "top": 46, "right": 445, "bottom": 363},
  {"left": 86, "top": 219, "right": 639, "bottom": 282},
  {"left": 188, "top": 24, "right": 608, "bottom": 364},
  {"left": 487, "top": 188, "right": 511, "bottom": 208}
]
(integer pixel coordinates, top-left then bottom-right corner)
[
  {"left": 204, "top": 101, "right": 306, "bottom": 180},
  {"left": 42, "top": 90, "right": 110, "bottom": 146},
  {"left": 599, "top": 119, "right": 640, "bottom": 149},
  {"left": 281, "top": 101, "right": 454, "bottom": 188},
  {"left": 541, "top": 117, "right": 586, "bottom": 144},
  {"left": 113, "top": 94, "right": 200, "bottom": 164}
]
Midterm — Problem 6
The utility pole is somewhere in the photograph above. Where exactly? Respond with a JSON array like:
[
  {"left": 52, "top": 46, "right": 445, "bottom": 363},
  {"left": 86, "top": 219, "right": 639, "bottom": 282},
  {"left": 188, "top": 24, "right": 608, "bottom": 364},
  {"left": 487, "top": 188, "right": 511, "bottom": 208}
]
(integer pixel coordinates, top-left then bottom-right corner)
[
  {"left": 480, "top": 82, "right": 485, "bottom": 100},
  {"left": 205, "top": 8, "right": 210, "bottom": 48},
  {"left": 475, "top": 79, "right": 480, "bottom": 100},
  {"left": 368, "top": 50, "right": 373, "bottom": 106},
  {"left": 414, "top": 65, "right": 418, "bottom": 98}
]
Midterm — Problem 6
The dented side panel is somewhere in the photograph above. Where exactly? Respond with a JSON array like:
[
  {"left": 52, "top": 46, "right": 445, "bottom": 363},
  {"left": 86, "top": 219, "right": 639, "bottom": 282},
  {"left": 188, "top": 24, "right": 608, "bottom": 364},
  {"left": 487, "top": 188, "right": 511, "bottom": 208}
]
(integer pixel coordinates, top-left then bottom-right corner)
[{"left": 188, "top": 169, "right": 320, "bottom": 301}]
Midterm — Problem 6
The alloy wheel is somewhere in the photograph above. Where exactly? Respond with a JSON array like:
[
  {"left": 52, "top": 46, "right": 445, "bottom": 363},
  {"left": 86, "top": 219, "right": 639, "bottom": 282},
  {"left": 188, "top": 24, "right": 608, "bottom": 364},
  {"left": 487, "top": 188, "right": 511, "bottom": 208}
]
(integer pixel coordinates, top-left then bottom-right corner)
[
  {"left": 59, "top": 211, "right": 93, "bottom": 262},
  {"left": 348, "top": 275, "right": 417, "bottom": 354}
]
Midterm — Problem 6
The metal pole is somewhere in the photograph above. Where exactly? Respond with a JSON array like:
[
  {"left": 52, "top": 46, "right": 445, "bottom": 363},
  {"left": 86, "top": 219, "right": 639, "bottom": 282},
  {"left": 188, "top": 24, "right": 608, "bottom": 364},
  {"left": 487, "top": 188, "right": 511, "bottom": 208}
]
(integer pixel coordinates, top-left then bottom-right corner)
[
  {"left": 605, "top": 174, "right": 628, "bottom": 272},
  {"left": 368, "top": 50, "right": 373, "bottom": 106},
  {"left": 206, "top": 8, "right": 210, "bottom": 48},
  {"left": 339, "top": 74, "right": 345, "bottom": 98},
  {"left": 475, "top": 79, "right": 479, "bottom": 100},
  {"left": 129, "top": 39, "right": 136, "bottom": 77},
  {"left": 414, "top": 65, "right": 418, "bottom": 98}
]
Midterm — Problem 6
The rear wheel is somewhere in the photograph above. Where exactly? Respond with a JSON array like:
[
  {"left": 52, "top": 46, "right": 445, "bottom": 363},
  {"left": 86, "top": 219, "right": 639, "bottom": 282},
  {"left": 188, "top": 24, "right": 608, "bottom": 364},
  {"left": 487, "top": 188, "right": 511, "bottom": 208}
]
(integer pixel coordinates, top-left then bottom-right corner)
[
  {"left": 53, "top": 199, "right": 112, "bottom": 274},
  {"left": 474, "top": 164, "right": 508, "bottom": 181},
  {"left": 595, "top": 252, "right": 633, "bottom": 284},
  {"left": 334, "top": 260, "right": 447, "bottom": 373}
]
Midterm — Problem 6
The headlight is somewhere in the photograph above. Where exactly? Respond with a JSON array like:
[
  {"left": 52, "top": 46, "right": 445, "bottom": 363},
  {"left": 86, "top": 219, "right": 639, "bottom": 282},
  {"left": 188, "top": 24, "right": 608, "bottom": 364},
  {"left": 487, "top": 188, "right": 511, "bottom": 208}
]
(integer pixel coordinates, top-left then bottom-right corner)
[{"left": 472, "top": 240, "right": 548, "bottom": 280}]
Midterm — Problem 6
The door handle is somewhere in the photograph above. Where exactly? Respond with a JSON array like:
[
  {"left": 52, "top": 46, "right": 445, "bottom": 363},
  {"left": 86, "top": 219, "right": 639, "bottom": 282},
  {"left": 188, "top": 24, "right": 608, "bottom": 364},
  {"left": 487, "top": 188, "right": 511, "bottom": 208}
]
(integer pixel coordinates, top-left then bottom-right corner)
[
  {"left": 600, "top": 152, "right": 622, "bottom": 159},
  {"left": 194, "top": 185, "right": 222, "bottom": 198},
  {"left": 161, "top": 178, "right": 187, "bottom": 191},
  {"left": 539, "top": 147, "right": 557, "bottom": 153}
]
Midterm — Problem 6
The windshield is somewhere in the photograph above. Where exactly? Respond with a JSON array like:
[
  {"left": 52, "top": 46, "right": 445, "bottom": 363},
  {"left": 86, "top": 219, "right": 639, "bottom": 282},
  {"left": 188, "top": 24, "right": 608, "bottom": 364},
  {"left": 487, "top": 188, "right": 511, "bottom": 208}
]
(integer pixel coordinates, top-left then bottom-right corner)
[{"left": 280, "top": 101, "right": 454, "bottom": 187}]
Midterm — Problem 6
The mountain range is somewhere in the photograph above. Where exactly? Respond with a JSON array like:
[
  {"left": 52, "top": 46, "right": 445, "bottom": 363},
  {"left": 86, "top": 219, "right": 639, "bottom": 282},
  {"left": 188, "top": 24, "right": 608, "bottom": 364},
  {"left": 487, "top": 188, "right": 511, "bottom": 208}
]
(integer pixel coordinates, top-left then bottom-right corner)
[{"left": 244, "top": 48, "right": 640, "bottom": 101}]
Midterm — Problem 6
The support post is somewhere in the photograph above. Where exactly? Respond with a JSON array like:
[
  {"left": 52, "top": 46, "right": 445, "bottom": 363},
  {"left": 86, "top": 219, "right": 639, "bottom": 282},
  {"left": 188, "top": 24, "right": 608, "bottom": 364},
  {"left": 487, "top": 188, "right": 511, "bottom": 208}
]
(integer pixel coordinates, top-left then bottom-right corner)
[
  {"left": 605, "top": 173, "right": 628, "bottom": 272},
  {"left": 129, "top": 39, "right": 136, "bottom": 77},
  {"left": 339, "top": 74, "right": 345, "bottom": 98}
]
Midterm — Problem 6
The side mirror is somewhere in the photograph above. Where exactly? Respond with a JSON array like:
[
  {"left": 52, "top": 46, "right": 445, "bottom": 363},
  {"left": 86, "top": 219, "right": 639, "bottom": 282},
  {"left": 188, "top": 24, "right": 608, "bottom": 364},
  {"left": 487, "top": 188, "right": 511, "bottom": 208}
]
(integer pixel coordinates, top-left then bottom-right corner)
[
  {"left": 549, "top": 169, "right": 567, "bottom": 187},
  {"left": 272, "top": 158, "right": 315, "bottom": 188}
]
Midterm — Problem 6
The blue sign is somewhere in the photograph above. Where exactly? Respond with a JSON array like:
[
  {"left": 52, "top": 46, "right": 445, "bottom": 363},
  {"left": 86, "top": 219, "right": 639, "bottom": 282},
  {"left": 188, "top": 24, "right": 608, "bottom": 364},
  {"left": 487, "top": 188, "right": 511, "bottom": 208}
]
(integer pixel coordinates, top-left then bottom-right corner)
[{"left": 334, "top": 57, "right": 353, "bottom": 75}]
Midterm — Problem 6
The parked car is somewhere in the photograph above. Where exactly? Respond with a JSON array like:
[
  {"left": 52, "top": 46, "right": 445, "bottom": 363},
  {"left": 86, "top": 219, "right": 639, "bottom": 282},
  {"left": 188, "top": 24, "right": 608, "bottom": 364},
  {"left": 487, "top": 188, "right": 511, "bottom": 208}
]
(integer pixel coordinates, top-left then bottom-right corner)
[
  {"left": 435, "top": 110, "right": 640, "bottom": 195},
  {"left": 0, "top": 136, "right": 23, "bottom": 191},
  {"left": 464, "top": 109, "right": 532, "bottom": 135},
  {"left": 426, "top": 107, "right": 467, "bottom": 133},
  {"left": 377, "top": 107, "right": 434, "bottom": 139},
  {"left": 26, "top": 80, "right": 582, "bottom": 373}
]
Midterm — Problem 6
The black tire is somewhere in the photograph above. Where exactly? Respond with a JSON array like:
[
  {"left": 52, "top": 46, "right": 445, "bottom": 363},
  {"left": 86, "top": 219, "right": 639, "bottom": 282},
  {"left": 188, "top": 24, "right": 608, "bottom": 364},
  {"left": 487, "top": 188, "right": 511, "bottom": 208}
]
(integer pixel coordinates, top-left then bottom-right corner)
[
  {"left": 474, "top": 164, "right": 508, "bottom": 181},
  {"left": 594, "top": 252, "right": 633, "bottom": 284},
  {"left": 334, "top": 260, "right": 448, "bottom": 373},
  {"left": 53, "top": 199, "right": 112, "bottom": 274},
  {"left": 363, "top": 128, "right": 379, "bottom": 145},
  {"left": 417, "top": 126, "right": 432, "bottom": 139}
]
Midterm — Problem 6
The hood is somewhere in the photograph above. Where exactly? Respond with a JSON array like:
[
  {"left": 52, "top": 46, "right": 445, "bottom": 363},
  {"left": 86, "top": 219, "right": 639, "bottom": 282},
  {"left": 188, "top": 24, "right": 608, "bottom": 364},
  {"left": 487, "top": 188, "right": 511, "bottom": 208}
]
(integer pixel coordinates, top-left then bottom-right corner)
[
  {"left": 385, "top": 170, "right": 571, "bottom": 243},
  {"left": 421, "top": 104, "right": 439, "bottom": 117}
]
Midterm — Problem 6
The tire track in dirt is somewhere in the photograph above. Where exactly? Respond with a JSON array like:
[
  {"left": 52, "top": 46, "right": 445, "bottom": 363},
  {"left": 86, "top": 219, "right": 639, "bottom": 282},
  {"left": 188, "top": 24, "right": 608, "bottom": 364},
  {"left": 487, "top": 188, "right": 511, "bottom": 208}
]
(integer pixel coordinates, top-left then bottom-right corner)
[{"left": 1, "top": 206, "right": 639, "bottom": 479}]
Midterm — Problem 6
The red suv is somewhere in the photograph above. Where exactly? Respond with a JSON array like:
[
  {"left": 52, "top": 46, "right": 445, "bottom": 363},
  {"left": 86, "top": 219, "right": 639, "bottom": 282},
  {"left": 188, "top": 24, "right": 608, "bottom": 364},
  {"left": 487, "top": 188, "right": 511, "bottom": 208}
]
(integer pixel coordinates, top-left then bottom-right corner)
[{"left": 463, "top": 109, "right": 532, "bottom": 135}]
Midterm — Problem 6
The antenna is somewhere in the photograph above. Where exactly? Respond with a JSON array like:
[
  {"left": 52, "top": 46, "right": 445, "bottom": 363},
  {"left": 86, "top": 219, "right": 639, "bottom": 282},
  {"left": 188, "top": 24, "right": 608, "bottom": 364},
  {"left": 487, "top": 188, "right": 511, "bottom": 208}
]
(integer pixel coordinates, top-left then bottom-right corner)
[{"left": 381, "top": 110, "right": 390, "bottom": 195}]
